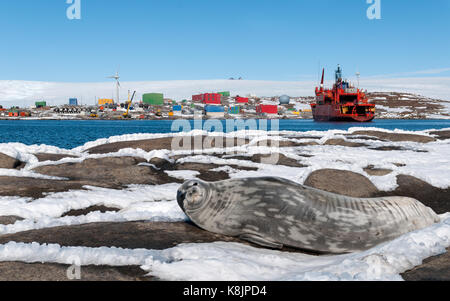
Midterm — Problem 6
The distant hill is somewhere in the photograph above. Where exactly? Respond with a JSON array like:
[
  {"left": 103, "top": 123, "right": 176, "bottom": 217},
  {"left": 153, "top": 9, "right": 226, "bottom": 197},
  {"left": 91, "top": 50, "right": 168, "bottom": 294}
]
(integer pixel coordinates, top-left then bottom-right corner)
[{"left": 367, "top": 92, "right": 450, "bottom": 119}]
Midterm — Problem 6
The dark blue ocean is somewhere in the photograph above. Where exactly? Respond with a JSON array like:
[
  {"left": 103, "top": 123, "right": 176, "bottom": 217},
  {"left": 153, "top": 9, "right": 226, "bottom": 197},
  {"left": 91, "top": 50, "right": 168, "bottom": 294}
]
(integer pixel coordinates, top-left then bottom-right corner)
[{"left": 0, "top": 119, "right": 449, "bottom": 149}]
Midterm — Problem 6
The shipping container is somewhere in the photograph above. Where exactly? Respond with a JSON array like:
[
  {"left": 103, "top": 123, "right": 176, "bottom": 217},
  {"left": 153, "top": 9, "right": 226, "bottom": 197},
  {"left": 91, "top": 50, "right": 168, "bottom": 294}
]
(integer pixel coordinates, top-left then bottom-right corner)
[
  {"left": 236, "top": 97, "right": 249, "bottom": 103},
  {"left": 98, "top": 99, "right": 114, "bottom": 106},
  {"left": 228, "top": 106, "right": 240, "bottom": 114},
  {"left": 143, "top": 93, "right": 164, "bottom": 105},
  {"left": 256, "top": 104, "right": 278, "bottom": 114}
]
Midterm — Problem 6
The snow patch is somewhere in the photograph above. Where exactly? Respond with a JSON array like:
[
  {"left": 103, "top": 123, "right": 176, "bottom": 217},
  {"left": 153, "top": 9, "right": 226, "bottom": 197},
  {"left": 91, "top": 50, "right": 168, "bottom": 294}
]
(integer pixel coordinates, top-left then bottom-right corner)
[
  {"left": 165, "top": 170, "right": 200, "bottom": 181},
  {"left": 0, "top": 214, "right": 448, "bottom": 281},
  {"left": 0, "top": 184, "right": 185, "bottom": 234}
]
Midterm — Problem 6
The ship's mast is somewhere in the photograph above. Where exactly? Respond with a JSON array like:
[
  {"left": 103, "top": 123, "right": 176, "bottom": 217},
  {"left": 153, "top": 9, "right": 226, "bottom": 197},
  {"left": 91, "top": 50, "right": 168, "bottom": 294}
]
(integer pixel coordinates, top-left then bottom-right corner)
[
  {"left": 335, "top": 64, "right": 343, "bottom": 82},
  {"left": 320, "top": 68, "right": 324, "bottom": 91}
]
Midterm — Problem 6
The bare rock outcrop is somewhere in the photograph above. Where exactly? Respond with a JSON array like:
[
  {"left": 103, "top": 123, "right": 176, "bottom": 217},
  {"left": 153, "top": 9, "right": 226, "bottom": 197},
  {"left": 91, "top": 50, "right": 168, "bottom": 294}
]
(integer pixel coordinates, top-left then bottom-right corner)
[
  {"left": 0, "top": 153, "right": 23, "bottom": 169},
  {"left": 304, "top": 169, "right": 379, "bottom": 198}
]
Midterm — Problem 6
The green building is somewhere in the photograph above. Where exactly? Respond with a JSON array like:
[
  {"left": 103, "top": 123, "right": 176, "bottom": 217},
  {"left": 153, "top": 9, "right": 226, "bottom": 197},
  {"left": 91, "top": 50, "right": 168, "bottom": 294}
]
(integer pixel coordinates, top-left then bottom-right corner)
[
  {"left": 35, "top": 101, "right": 47, "bottom": 108},
  {"left": 143, "top": 93, "right": 164, "bottom": 105},
  {"left": 218, "top": 91, "right": 231, "bottom": 97}
]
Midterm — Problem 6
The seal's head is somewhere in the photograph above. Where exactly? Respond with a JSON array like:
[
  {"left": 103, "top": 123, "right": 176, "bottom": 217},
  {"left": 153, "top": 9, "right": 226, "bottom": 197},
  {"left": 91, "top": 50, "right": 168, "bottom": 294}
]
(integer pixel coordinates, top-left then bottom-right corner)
[{"left": 177, "top": 179, "right": 211, "bottom": 213}]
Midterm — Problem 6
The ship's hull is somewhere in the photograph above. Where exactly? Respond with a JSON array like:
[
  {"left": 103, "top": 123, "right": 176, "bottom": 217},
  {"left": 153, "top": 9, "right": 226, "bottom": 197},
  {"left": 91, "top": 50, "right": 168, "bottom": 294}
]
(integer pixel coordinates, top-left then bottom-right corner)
[{"left": 311, "top": 104, "right": 375, "bottom": 122}]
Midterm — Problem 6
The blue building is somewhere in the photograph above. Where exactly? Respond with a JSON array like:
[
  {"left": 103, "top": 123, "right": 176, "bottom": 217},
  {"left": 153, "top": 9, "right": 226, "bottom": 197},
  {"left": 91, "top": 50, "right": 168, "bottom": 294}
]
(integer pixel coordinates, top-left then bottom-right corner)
[
  {"left": 204, "top": 105, "right": 225, "bottom": 113},
  {"left": 205, "top": 105, "right": 225, "bottom": 118},
  {"left": 69, "top": 98, "right": 78, "bottom": 106}
]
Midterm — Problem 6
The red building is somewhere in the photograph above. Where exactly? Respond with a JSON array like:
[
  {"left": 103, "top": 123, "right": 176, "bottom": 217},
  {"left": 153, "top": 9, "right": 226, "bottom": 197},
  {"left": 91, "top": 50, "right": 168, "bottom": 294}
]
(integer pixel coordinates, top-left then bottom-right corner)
[
  {"left": 192, "top": 94, "right": 203, "bottom": 102},
  {"left": 192, "top": 93, "right": 222, "bottom": 104},
  {"left": 256, "top": 104, "right": 278, "bottom": 115},
  {"left": 235, "top": 96, "right": 249, "bottom": 103}
]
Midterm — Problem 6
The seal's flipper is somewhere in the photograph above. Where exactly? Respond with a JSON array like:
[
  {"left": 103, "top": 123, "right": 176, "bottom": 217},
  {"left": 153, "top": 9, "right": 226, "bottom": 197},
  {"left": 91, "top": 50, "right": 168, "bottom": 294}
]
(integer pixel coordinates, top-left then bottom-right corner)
[{"left": 239, "top": 234, "right": 283, "bottom": 249}]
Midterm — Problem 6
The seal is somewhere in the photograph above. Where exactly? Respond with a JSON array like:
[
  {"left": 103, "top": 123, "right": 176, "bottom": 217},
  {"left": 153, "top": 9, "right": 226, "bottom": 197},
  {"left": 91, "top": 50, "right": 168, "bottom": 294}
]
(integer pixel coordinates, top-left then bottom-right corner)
[{"left": 177, "top": 177, "right": 440, "bottom": 254}]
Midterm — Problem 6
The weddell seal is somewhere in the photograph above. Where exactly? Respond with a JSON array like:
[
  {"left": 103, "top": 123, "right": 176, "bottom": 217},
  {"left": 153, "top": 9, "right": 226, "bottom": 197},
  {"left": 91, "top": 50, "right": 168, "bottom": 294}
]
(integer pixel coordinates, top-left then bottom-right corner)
[{"left": 177, "top": 177, "right": 440, "bottom": 254}]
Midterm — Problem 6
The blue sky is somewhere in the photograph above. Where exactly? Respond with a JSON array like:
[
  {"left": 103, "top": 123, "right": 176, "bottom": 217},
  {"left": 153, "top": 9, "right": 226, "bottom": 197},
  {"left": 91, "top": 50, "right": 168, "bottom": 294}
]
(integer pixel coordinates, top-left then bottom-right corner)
[{"left": 0, "top": 0, "right": 449, "bottom": 82}]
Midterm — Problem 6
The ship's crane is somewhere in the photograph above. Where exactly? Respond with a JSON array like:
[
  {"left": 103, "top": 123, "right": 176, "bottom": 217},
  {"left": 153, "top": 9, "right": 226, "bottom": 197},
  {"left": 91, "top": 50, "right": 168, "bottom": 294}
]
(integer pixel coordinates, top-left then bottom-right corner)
[{"left": 123, "top": 90, "right": 136, "bottom": 118}]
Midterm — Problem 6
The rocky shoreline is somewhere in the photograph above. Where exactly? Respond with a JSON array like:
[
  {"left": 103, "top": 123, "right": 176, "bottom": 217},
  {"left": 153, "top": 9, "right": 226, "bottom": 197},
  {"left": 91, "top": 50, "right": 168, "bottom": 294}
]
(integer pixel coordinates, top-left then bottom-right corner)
[{"left": 0, "top": 129, "right": 449, "bottom": 280}]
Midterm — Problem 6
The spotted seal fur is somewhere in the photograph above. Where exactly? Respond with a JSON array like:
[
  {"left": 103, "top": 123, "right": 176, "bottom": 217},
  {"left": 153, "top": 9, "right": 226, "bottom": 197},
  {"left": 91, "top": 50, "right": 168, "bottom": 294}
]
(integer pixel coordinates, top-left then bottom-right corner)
[{"left": 177, "top": 177, "right": 440, "bottom": 253}]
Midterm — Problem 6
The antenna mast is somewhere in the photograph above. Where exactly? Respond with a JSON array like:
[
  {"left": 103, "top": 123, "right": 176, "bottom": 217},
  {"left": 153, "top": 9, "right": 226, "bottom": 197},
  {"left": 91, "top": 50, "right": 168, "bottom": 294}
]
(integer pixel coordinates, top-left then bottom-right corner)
[{"left": 356, "top": 70, "right": 361, "bottom": 90}]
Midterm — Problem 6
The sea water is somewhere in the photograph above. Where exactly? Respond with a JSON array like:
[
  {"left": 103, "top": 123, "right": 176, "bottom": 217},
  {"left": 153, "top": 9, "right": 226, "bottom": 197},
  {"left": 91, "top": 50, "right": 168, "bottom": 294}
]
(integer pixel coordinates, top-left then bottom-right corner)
[{"left": 0, "top": 119, "right": 449, "bottom": 149}]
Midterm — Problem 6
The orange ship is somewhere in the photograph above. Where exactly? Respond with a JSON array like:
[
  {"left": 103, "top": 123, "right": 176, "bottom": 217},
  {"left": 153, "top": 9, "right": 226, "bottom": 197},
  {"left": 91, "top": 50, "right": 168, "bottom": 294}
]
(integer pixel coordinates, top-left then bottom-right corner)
[{"left": 311, "top": 65, "right": 375, "bottom": 122}]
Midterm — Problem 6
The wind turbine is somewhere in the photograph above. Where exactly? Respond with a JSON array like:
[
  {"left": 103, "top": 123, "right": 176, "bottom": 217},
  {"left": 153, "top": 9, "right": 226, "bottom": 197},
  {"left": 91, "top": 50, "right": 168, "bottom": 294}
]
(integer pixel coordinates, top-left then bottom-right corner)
[{"left": 107, "top": 71, "right": 120, "bottom": 104}]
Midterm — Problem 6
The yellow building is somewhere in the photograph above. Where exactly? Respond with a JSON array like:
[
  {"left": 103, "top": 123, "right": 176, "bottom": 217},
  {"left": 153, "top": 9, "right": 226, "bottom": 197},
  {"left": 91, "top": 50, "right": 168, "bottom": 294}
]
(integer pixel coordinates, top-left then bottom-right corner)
[{"left": 98, "top": 99, "right": 114, "bottom": 106}]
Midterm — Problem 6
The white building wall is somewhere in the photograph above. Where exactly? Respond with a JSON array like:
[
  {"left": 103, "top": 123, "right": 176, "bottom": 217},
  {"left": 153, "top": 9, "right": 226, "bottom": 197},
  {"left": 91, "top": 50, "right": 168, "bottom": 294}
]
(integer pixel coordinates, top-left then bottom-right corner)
[{"left": 206, "top": 112, "right": 225, "bottom": 118}]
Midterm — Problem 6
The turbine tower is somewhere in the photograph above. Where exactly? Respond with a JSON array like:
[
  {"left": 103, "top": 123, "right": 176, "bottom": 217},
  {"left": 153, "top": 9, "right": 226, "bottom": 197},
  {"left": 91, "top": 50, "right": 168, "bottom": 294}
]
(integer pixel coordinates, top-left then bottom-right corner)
[{"left": 107, "top": 71, "right": 120, "bottom": 104}]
